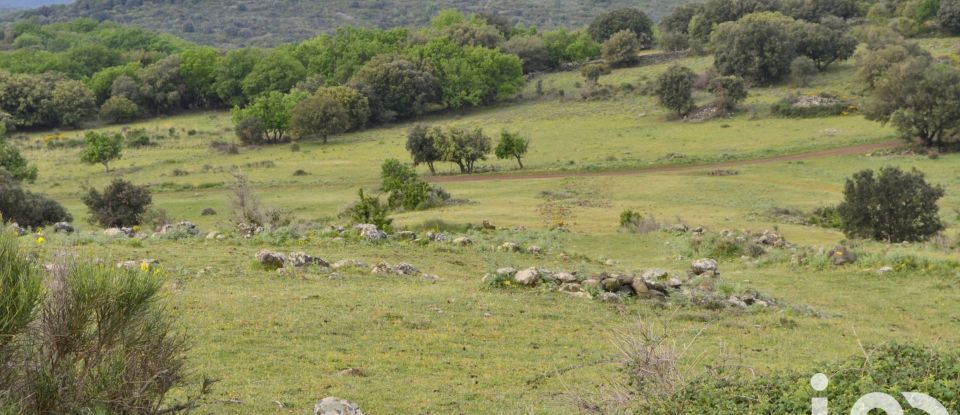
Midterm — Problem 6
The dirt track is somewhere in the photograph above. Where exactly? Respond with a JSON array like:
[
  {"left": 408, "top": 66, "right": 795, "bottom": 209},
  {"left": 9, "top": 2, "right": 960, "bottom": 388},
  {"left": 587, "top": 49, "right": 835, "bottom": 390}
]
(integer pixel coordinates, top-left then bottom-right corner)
[{"left": 425, "top": 140, "right": 901, "bottom": 183}]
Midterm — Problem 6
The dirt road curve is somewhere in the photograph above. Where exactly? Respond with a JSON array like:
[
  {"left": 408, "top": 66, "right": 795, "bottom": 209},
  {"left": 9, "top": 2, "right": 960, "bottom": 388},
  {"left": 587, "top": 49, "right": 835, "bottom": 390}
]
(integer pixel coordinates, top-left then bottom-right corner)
[{"left": 425, "top": 140, "right": 901, "bottom": 183}]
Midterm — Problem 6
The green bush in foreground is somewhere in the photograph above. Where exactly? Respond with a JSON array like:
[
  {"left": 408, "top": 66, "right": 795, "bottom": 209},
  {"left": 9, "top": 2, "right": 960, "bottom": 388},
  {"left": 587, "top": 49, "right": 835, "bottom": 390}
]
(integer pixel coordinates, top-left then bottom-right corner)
[
  {"left": 641, "top": 344, "right": 960, "bottom": 414},
  {"left": 838, "top": 166, "right": 944, "bottom": 242}
]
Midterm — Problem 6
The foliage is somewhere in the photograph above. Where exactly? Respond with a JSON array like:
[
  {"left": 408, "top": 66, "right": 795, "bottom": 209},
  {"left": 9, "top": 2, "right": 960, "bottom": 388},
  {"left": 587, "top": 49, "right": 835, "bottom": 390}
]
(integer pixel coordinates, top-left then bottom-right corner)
[
  {"left": 408, "top": 38, "right": 524, "bottom": 108},
  {"left": 855, "top": 42, "right": 931, "bottom": 89},
  {"left": 98, "top": 95, "right": 139, "bottom": 124},
  {"left": 502, "top": 35, "right": 552, "bottom": 73},
  {"left": 435, "top": 126, "right": 493, "bottom": 173},
  {"left": 707, "top": 76, "right": 748, "bottom": 111},
  {"left": 588, "top": 7, "right": 654, "bottom": 44},
  {"left": 543, "top": 29, "right": 602, "bottom": 66},
  {"left": 345, "top": 188, "right": 393, "bottom": 232},
  {"left": 50, "top": 79, "right": 97, "bottom": 127},
  {"left": 234, "top": 116, "right": 267, "bottom": 146},
  {"left": 406, "top": 125, "right": 442, "bottom": 174},
  {"left": 350, "top": 54, "right": 440, "bottom": 122},
  {"left": 581, "top": 62, "right": 611, "bottom": 84},
  {"left": 381, "top": 158, "right": 448, "bottom": 211},
  {"left": 770, "top": 93, "right": 851, "bottom": 117},
  {"left": 863, "top": 58, "right": 960, "bottom": 149},
  {"left": 641, "top": 344, "right": 960, "bottom": 414},
  {"left": 289, "top": 94, "right": 350, "bottom": 143},
  {"left": 0, "top": 258, "right": 187, "bottom": 414},
  {"left": 82, "top": 178, "right": 152, "bottom": 228},
  {"left": 792, "top": 21, "right": 857, "bottom": 70},
  {"left": 495, "top": 130, "right": 530, "bottom": 169},
  {"left": 0, "top": 170, "right": 71, "bottom": 228},
  {"left": 442, "top": 22, "right": 504, "bottom": 48},
  {"left": 601, "top": 30, "right": 643, "bottom": 67},
  {"left": 79, "top": 131, "right": 122, "bottom": 172},
  {"left": 312, "top": 86, "right": 370, "bottom": 131},
  {"left": 295, "top": 27, "right": 409, "bottom": 85},
  {"left": 687, "top": 230, "right": 767, "bottom": 259},
  {"left": 240, "top": 47, "right": 306, "bottom": 99},
  {"left": 711, "top": 12, "right": 799, "bottom": 84},
  {"left": 0, "top": 231, "right": 42, "bottom": 351},
  {"left": 941, "top": 0, "right": 960, "bottom": 33},
  {"left": 655, "top": 65, "right": 696, "bottom": 116},
  {"left": 619, "top": 210, "right": 663, "bottom": 233},
  {"left": 231, "top": 90, "right": 309, "bottom": 143},
  {"left": 838, "top": 166, "right": 944, "bottom": 242},
  {"left": 0, "top": 70, "right": 97, "bottom": 129},
  {"left": 789, "top": 56, "right": 818, "bottom": 86},
  {"left": 0, "top": 138, "right": 37, "bottom": 183}
]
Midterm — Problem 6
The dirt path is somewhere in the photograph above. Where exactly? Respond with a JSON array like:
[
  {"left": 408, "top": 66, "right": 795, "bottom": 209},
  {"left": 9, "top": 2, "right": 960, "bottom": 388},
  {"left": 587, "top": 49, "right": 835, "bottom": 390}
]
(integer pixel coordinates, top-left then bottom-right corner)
[{"left": 425, "top": 140, "right": 901, "bottom": 183}]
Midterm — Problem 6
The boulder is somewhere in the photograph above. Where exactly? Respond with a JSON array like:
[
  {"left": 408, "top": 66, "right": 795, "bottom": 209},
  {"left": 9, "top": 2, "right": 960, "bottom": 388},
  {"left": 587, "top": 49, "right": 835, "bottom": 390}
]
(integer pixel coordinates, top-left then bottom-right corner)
[
  {"left": 53, "top": 222, "right": 74, "bottom": 234},
  {"left": 554, "top": 272, "right": 578, "bottom": 284},
  {"left": 426, "top": 231, "right": 447, "bottom": 242},
  {"left": 601, "top": 277, "right": 621, "bottom": 292},
  {"left": 355, "top": 224, "right": 386, "bottom": 240},
  {"left": 667, "top": 278, "right": 683, "bottom": 288},
  {"left": 116, "top": 259, "right": 159, "bottom": 271},
  {"left": 177, "top": 221, "right": 199, "bottom": 236},
  {"left": 496, "top": 267, "right": 517, "bottom": 277},
  {"left": 828, "top": 246, "right": 857, "bottom": 266},
  {"left": 287, "top": 252, "right": 329, "bottom": 268},
  {"left": 582, "top": 279, "right": 600, "bottom": 290},
  {"left": 453, "top": 237, "right": 473, "bottom": 246},
  {"left": 754, "top": 230, "right": 787, "bottom": 247},
  {"left": 332, "top": 259, "right": 366, "bottom": 269},
  {"left": 641, "top": 268, "right": 669, "bottom": 280},
  {"left": 314, "top": 397, "right": 364, "bottom": 415},
  {"left": 499, "top": 242, "right": 521, "bottom": 252},
  {"left": 599, "top": 292, "right": 623, "bottom": 303},
  {"left": 726, "top": 296, "right": 748, "bottom": 308},
  {"left": 370, "top": 262, "right": 392, "bottom": 274},
  {"left": 393, "top": 262, "right": 419, "bottom": 275},
  {"left": 396, "top": 231, "right": 417, "bottom": 241},
  {"left": 481, "top": 220, "right": 496, "bottom": 230},
  {"left": 514, "top": 267, "right": 540, "bottom": 286},
  {"left": 558, "top": 282, "right": 582, "bottom": 292},
  {"left": 877, "top": 266, "right": 894, "bottom": 275},
  {"left": 255, "top": 250, "right": 286, "bottom": 269},
  {"left": 104, "top": 227, "right": 133, "bottom": 238},
  {"left": 690, "top": 258, "right": 718, "bottom": 275},
  {"left": 526, "top": 245, "right": 543, "bottom": 254},
  {"left": 630, "top": 278, "right": 649, "bottom": 294},
  {"left": 236, "top": 222, "right": 264, "bottom": 238}
]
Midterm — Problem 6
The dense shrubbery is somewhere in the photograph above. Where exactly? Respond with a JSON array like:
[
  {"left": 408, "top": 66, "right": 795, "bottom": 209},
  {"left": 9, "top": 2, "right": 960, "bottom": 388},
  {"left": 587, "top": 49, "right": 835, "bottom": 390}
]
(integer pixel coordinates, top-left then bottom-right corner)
[
  {"left": 838, "top": 166, "right": 944, "bottom": 242},
  {"left": 0, "top": 170, "right": 72, "bottom": 228},
  {"left": 82, "top": 178, "right": 153, "bottom": 228},
  {"left": 381, "top": 159, "right": 449, "bottom": 211},
  {"left": 0, "top": 231, "right": 187, "bottom": 414},
  {"left": 770, "top": 93, "right": 851, "bottom": 118}
]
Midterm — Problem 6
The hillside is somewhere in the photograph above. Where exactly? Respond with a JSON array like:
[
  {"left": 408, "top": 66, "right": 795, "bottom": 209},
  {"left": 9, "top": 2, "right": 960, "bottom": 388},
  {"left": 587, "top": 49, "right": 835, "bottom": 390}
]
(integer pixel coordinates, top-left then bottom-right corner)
[{"left": 11, "top": 0, "right": 687, "bottom": 48}]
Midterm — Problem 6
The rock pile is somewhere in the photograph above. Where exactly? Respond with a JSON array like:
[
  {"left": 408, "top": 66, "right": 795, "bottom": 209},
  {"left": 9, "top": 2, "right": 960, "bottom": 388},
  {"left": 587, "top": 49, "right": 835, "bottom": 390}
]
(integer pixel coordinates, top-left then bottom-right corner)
[
  {"left": 355, "top": 224, "right": 386, "bottom": 240},
  {"left": 104, "top": 227, "right": 135, "bottom": 238},
  {"left": 371, "top": 262, "right": 420, "bottom": 276},
  {"left": 255, "top": 250, "right": 328, "bottom": 269},
  {"left": 314, "top": 397, "right": 364, "bottom": 415}
]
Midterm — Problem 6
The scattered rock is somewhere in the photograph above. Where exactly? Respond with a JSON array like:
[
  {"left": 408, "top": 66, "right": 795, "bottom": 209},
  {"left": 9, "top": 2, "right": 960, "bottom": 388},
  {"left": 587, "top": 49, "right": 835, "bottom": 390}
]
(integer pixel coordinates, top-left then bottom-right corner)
[
  {"left": 332, "top": 259, "right": 366, "bottom": 269},
  {"left": 877, "top": 266, "right": 894, "bottom": 275},
  {"left": 422, "top": 273, "right": 440, "bottom": 282},
  {"left": 394, "top": 262, "right": 419, "bottom": 275},
  {"left": 599, "top": 292, "right": 623, "bottom": 303},
  {"left": 370, "top": 262, "right": 392, "bottom": 274},
  {"left": 236, "top": 222, "right": 264, "bottom": 238},
  {"left": 631, "top": 278, "right": 649, "bottom": 294},
  {"left": 514, "top": 267, "right": 540, "bottom": 286},
  {"left": 481, "top": 220, "right": 496, "bottom": 230},
  {"left": 828, "top": 246, "right": 857, "bottom": 266},
  {"left": 104, "top": 227, "right": 133, "bottom": 238},
  {"left": 53, "top": 222, "right": 74, "bottom": 234},
  {"left": 287, "top": 252, "right": 329, "bottom": 268},
  {"left": 565, "top": 291, "right": 593, "bottom": 299},
  {"left": 558, "top": 282, "right": 583, "bottom": 292},
  {"left": 726, "top": 296, "right": 748, "bottom": 308},
  {"left": 355, "top": 224, "right": 386, "bottom": 240},
  {"left": 205, "top": 231, "right": 222, "bottom": 240},
  {"left": 667, "top": 277, "right": 683, "bottom": 288},
  {"left": 255, "top": 250, "right": 286, "bottom": 269},
  {"left": 396, "top": 231, "right": 417, "bottom": 241},
  {"left": 554, "top": 272, "right": 578, "bottom": 283},
  {"left": 690, "top": 258, "right": 718, "bottom": 275},
  {"left": 604, "top": 259, "right": 618, "bottom": 266},
  {"left": 453, "top": 236, "right": 473, "bottom": 246},
  {"left": 754, "top": 230, "right": 788, "bottom": 248},
  {"left": 641, "top": 268, "right": 669, "bottom": 280},
  {"left": 337, "top": 368, "right": 364, "bottom": 377},
  {"left": 601, "top": 277, "right": 621, "bottom": 292},
  {"left": 582, "top": 278, "right": 600, "bottom": 290},
  {"left": 314, "top": 397, "right": 364, "bottom": 415},
  {"left": 426, "top": 231, "right": 447, "bottom": 242},
  {"left": 116, "top": 259, "right": 159, "bottom": 270},
  {"left": 526, "top": 245, "right": 542, "bottom": 254},
  {"left": 499, "top": 242, "right": 521, "bottom": 252},
  {"left": 7, "top": 223, "right": 26, "bottom": 236},
  {"left": 496, "top": 267, "right": 517, "bottom": 277},
  {"left": 201, "top": 208, "right": 217, "bottom": 216}
]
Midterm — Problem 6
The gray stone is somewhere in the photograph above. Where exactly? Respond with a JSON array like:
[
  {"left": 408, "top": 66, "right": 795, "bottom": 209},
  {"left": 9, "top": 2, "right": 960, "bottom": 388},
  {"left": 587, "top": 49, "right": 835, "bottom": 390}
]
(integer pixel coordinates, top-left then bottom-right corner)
[
  {"left": 565, "top": 291, "right": 593, "bottom": 299},
  {"left": 582, "top": 279, "right": 600, "bottom": 290},
  {"left": 599, "top": 292, "right": 623, "bottom": 303},
  {"left": 641, "top": 268, "right": 669, "bottom": 280},
  {"left": 514, "top": 267, "right": 540, "bottom": 286},
  {"left": 526, "top": 245, "right": 542, "bottom": 254},
  {"left": 554, "top": 272, "right": 578, "bottom": 283},
  {"left": 601, "top": 277, "right": 621, "bottom": 292},
  {"left": 558, "top": 282, "right": 582, "bottom": 292},
  {"left": 691, "top": 258, "right": 718, "bottom": 275},
  {"left": 355, "top": 224, "right": 386, "bottom": 240},
  {"left": 828, "top": 246, "right": 857, "bottom": 265},
  {"left": 332, "top": 259, "right": 366, "bottom": 269},
  {"left": 255, "top": 250, "right": 286, "bottom": 269},
  {"left": 631, "top": 278, "right": 649, "bottom": 294},
  {"left": 726, "top": 296, "right": 748, "bottom": 308},
  {"left": 499, "top": 242, "right": 521, "bottom": 252},
  {"left": 104, "top": 227, "right": 132, "bottom": 238},
  {"left": 496, "top": 267, "right": 517, "bottom": 277},
  {"left": 877, "top": 266, "right": 894, "bottom": 274},
  {"left": 394, "top": 262, "right": 419, "bottom": 275},
  {"left": 53, "top": 222, "right": 74, "bottom": 234},
  {"left": 667, "top": 277, "right": 683, "bottom": 288},
  {"left": 287, "top": 252, "right": 329, "bottom": 267},
  {"left": 370, "top": 262, "right": 392, "bottom": 274},
  {"left": 314, "top": 397, "right": 364, "bottom": 415},
  {"left": 453, "top": 236, "right": 473, "bottom": 246},
  {"left": 396, "top": 231, "right": 417, "bottom": 240},
  {"left": 422, "top": 273, "right": 440, "bottom": 282}
]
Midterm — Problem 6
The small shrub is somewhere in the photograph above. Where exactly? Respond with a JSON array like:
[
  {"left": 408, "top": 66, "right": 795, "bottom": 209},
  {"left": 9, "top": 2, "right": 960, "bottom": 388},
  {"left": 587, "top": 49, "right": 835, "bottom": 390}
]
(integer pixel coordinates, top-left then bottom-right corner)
[
  {"left": 141, "top": 207, "right": 172, "bottom": 231},
  {"left": 770, "top": 93, "right": 850, "bottom": 118},
  {"left": 234, "top": 116, "right": 267, "bottom": 145},
  {"left": 687, "top": 231, "right": 765, "bottom": 259},
  {"left": 124, "top": 129, "right": 152, "bottom": 148},
  {"left": 620, "top": 210, "right": 662, "bottom": 233},
  {"left": 343, "top": 188, "right": 393, "bottom": 232},
  {"left": 293, "top": 169, "right": 308, "bottom": 176},
  {"left": 0, "top": 171, "right": 72, "bottom": 228},
  {"left": 838, "top": 166, "right": 944, "bottom": 242},
  {"left": 790, "top": 56, "right": 818, "bottom": 87},
  {"left": 290, "top": 143, "right": 301, "bottom": 152},
  {"left": 201, "top": 207, "right": 217, "bottom": 216},
  {"left": 82, "top": 179, "right": 152, "bottom": 228},
  {"left": 171, "top": 168, "right": 189, "bottom": 176},
  {"left": 381, "top": 158, "right": 449, "bottom": 211},
  {"left": 209, "top": 140, "right": 240, "bottom": 154}
]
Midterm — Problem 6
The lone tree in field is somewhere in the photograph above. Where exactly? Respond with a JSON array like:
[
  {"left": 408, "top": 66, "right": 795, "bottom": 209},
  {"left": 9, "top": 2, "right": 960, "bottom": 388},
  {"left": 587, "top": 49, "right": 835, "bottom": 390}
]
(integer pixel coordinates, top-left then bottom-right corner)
[
  {"left": 79, "top": 131, "right": 122, "bottom": 172},
  {"left": 837, "top": 166, "right": 944, "bottom": 242},
  {"left": 495, "top": 130, "right": 530, "bottom": 169},
  {"left": 406, "top": 125, "right": 442, "bottom": 174},
  {"left": 580, "top": 62, "right": 611, "bottom": 85},
  {"left": 655, "top": 65, "right": 696, "bottom": 117},
  {"left": 289, "top": 94, "right": 350, "bottom": 143},
  {"left": 82, "top": 178, "right": 152, "bottom": 228},
  {"left": 437, "top": 127, "right": 492, "bottom": 174}
]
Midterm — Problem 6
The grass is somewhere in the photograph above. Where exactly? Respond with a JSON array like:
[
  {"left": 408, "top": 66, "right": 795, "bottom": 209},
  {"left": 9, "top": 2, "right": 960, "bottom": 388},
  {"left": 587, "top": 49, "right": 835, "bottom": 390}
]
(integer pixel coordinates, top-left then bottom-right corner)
[{"left": 7, "top": 39, "right": 960, "bottom": 413}]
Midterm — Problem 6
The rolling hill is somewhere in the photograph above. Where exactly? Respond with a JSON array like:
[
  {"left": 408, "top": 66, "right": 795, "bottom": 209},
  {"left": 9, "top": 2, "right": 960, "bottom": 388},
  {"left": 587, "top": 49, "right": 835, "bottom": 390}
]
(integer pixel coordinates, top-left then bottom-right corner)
[{"left": 9, "top": 0, "right": 689, "bottom": 48}]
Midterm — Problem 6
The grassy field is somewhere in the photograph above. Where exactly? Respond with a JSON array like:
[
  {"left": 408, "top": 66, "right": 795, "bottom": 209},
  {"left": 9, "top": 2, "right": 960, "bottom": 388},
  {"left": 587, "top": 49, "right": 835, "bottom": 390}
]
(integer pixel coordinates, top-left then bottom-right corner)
[{"left": 10, "top": 39, "right": 960, "bottom": 413}]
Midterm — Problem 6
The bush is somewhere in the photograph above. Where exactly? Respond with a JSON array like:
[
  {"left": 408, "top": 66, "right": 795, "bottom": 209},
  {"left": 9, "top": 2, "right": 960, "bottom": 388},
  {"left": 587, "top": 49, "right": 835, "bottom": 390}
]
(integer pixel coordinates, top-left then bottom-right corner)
[
  {"left": 711, "top": 12, "right": 799, "bottom": 85},
  {"left": 99, "top": 95, "right": 139, "bottom": 124},
  {"left": 770, "top": 93, "right": 850, "bottom": 118},
  {"left": 123, "top": 128, "right": 152, "bottom": 148},
  {"left": 940, "top": 0, "right": 960, "bottom": 34},
  {"left": 234, "top": 116, "right": 267, "bottom": 145},
  {"left": 0, "top": 138, "right": 38, "bottom": 183},
  {"left": 588, "top": 8, "right": 654, "bottom": 43},
  {"left": 0, "top": 251, "right": 187, "bottom": 414},
  {"left": 381, "top": 158, "right": 448, "bottom": 211},
  {"left": 82, "top": 179, "right": 152, "bottom": 228},
  {"left": 0, "top": 170, "right": 72, "bottom": 228},
  {"left": 602, "top": 30, "right": 642, "bottom": 67},
  {"left": 838, "top": 166, "right": 945, "bottom": 242},
  {"left": 687, "top": 231, "right": 766, "bottom": 259},
  {"left": 789, "top": 56, "right": 818, "bottom": 87},
  {"left": 344, "top": 188, "right": 393, "bottom": 232},
  {"left": 619, "top": 210, "right": 662, "bottom": 233},
  {"left": 707, "top": 76, "right": 748, "bottom": 112},
  {"left": 655, "top": 65, "right": 696, "bottom": 116}
]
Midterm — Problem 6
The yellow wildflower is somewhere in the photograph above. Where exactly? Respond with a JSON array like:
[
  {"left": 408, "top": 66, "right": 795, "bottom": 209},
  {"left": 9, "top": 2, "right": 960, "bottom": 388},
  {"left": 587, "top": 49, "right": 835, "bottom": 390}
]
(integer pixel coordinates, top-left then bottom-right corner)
[{"left": 140, "top": 262, "right": 150, "bottom": 272}]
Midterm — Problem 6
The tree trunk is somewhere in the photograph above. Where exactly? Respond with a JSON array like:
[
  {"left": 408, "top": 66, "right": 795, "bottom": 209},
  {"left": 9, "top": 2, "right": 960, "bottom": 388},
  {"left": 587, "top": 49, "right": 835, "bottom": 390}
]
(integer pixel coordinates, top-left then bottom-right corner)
[
  {"left": 103, "top": 162, "right": 110, "bottom": 173},
  {"left": 515, "top": 155, "right": 524, "bottom": 169},
  {"left": 427, "top": 162, "right": 436, "bottom": 175}
]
